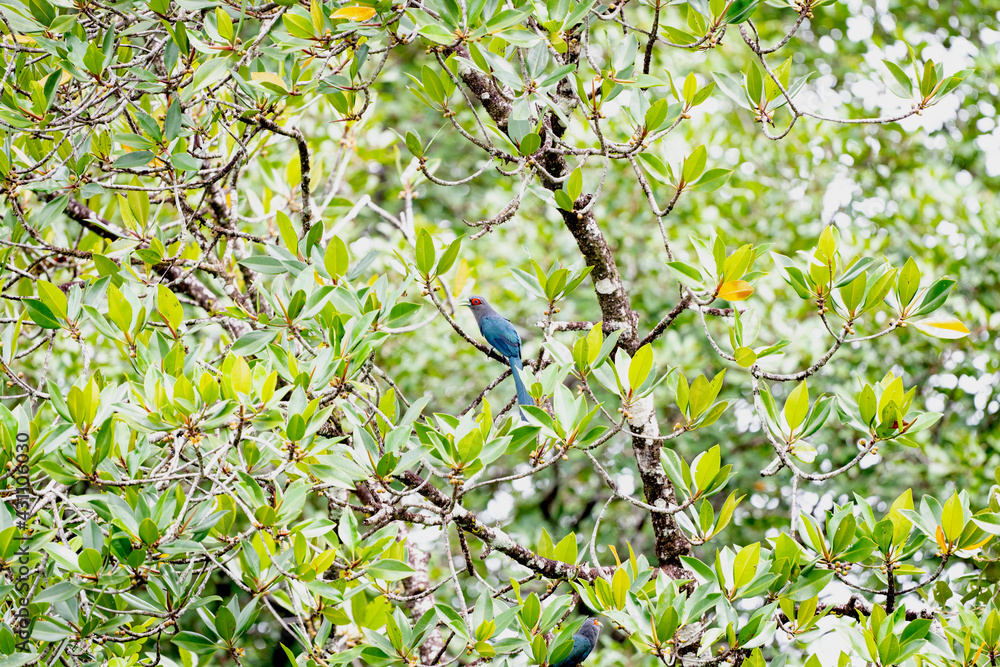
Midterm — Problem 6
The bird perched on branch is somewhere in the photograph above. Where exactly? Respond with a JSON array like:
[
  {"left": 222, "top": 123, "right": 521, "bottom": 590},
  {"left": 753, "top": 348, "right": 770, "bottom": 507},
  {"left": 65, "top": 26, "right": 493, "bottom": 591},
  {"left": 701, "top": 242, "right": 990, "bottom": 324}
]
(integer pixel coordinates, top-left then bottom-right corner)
[
  {"left": 464, "top": 295, "right": 531, "bottom": 420},
  {"left": 551, "top": 617, "right": 602, "bottom": 667}
]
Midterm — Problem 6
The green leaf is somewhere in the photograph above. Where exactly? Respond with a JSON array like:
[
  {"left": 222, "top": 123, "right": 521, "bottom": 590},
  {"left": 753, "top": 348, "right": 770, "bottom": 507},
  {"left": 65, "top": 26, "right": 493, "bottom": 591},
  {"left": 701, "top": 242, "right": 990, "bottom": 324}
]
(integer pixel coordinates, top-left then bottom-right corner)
[
  {"left": 37, "top": 280, "right": 68, "bottom": 320},
  {"left": 415, "top": 228, "right": 436, "bottom": 276},
  {"left": 732, "top": 542, "right": 760, "bottom": 589},
  {"left": 940, "top": 492, "right": 963, "bottom": 542},
  {"left": 139, "top": 518, "right": 160, "bottom": 545},
  {"left": 693, "top": 168, "right": 733, "bottom": 192},
  {"left": 520, "top": 592, "right": 541, "bottom": 628},
  {"left": 863, "top": 267, "right": 898, "bottom": 313},
  {"left": 918, "top": 59, "right": 938, "bottom": 98},
  {"left": 911, "top": 278, "right": 955, "bottom": 317},
  {"left": 231, "top": 355, "right": 251, "bottom": 396},
  {"left": 173, "top": 632, "right": 219, "bottom": 655},
  {"left": 24, "top": 298, "right": 62, "bottom": 329},
  {"left": 163, "top": 99, "right": 183, "bottom": 142},
  {"left": 255, "top": 506, "right": 277, "bottom": 526},
  {"left": 682, "top": 145, "right": 707, "bottom": 184},
  {"left": 713, "top": 71, "right": 753, "bottom": 110},
  {"left": 723, "top": 244, "right": 753, "bottom": 282},
  {"left": 628, "top": 344, "right": 653, "bottom": 391},
  {"left": 156, "top": 284, "right": 183, "bottom": 331},
  {"left": 872, "top": 518, "right": 894, "bottom": 554},
  {"left": 734, "top": 347, "right": 756, "bottom": 368},
  {"left": 834, "top": 256, "right": 877, "bottom": 288},
  {"left": 112, "top": 151, "right": 154, "bottom": 169},
  {"left": 883, "top": 60, "right": 913, "bottom": 97},
  {"left": 666, "top": 261, "right": 703, "bottom": 288},
  {"left": 78, "top": 547, "right": 103, "bottom": 575},
  {"left": 896, "top": 257, "right": 920, "bottom": 309},
  {"left": 283, "top": 12, "right": 315, "bottom": 39},
  {"left": 437, "top": 238, "right": 462, "bottom": 274},
  {"left": 935, "top": 68, "right": 973, "bottom": 97},
  {"left": 683, "top": 72, "right": 697, "bottom": 104},
  {"left": 984, "top": 610, "right": 1000, "bottom": 646},
  {"left": 567, "top": 168, "right": 583, "bottom": 200},
  {"left": 215, "top": 6, "right": 234, "bottom": 41},
  {"left": 636, "top": 152, "right": 673, "bottom": 184},
  {"left": 325, "top": 235, "right": 351, "bottom": 279},
  {"left": 366, "top": 559, "right": 416, "bottom": 581},
  {"left": 611, "top": 566, "right": 630, "bottom": 609},
  {"left": 404, "top": 130, "right": 424, "bottom": 157},
  {"left": 723, "top": 0, "right": 760, "bottom": 24},
  {"left": 745, "top": 61, "right": 763, "bottom": 105},
  {"left": 859, "top": 385, "right": 877, "bottom": 426},
  {"left": 238, "top": 257, "right": 289, "bottom": 276},
  {"left": 553, "top": 533, "right": 577, "bottom": 564},
  {"left": 518, "top": 132, "right": 540, "bottom": 156},
  {"left": 287, "top": 414, "right": 306, "bottom": 441},
  {"left": 645, "top": 98, "right": 669, "bottom": 131},
  {"left": 276, "top": 210, "right": 299, "bottom": 254},
  {"left": 784, "top": 381, "right": 809, "bottom": 432},
  {"left": 839, "top": 272, "right": 867, "bottom": 314},
  {"left": 694, "top": 445, "right": 721, "bottom": 492},
  {"left": 554, "top": 189, "right": 575, "bottom": 211}
]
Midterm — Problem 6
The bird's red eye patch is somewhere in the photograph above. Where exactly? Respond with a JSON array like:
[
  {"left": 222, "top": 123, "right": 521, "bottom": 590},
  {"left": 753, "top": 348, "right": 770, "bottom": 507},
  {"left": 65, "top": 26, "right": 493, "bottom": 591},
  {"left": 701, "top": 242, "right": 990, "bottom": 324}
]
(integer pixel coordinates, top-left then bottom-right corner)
[{"left": 472, "top": 298, "right": 481, "bottom": 305}]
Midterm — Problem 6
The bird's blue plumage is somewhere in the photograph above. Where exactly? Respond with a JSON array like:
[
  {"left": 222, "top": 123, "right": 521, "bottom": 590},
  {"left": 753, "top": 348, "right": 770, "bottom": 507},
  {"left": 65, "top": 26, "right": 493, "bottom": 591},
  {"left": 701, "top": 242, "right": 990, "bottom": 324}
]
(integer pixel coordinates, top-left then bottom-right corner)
[
  {"left": 506, "top": 354, "right": 532, "bottom": 408},
  {"left": 466, "top": 297, "right": 532, "bottom": 420},
  {"left": 550, "top": 634, "right": 594, "bottom": 667},
  {"left": 550, "top": 617, "right": 601, "bottom": 667},
  {"left": 479, "top": 314, "right": 521, "bottom": 359}
]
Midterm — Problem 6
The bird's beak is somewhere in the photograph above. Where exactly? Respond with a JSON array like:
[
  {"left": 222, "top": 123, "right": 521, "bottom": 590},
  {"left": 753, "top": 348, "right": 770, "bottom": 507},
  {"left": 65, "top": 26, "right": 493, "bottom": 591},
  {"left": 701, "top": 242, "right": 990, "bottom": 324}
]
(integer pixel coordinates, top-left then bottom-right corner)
[{"left": 460, "top": 302, "right": 471, "bottom": 308}]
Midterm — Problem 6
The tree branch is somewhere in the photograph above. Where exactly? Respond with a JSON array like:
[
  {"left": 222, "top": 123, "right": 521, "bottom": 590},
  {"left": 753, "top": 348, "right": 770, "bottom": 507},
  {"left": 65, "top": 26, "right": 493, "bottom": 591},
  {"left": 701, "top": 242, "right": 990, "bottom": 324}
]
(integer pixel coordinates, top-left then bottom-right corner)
[
  {"left": 250, "top": 114, "right": 314, "bottom": 236},
  {"left": 59, "top": 196, "right": 251, "bottom": 338},
  {"left": 401, "top": 471, "right": 613, "bottom": 581},
  {"left": 447, "top": 58, "right": 692, "bottom": 573}
]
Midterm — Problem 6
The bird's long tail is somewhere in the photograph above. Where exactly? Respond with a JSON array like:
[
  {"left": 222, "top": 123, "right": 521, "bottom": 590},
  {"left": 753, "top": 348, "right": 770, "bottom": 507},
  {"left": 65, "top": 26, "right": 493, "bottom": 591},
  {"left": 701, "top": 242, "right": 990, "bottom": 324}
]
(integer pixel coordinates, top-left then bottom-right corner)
[{"left": 508, "top": 356, "right": 531, "bottom": 420}]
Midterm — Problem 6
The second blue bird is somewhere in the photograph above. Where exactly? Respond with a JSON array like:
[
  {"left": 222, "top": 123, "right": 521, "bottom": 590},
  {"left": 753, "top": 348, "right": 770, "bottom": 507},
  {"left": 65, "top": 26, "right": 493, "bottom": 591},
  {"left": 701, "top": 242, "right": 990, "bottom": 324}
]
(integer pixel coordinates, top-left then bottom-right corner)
[
  {"left": 464, "top": 295, "right": 531, "bottom": 420},
  {"left": 551, "top": 617, "right": 602, "bottom": 667}
]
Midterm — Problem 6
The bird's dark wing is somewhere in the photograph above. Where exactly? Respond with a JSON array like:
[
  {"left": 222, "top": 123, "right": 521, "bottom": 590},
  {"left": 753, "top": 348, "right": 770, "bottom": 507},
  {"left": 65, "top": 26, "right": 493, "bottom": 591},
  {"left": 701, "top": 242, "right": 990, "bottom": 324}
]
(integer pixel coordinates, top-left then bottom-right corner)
[
  {"left": 481, "top": 316, "right": 522, "bottom": 359},
  {"left": 550, "top": 635, "right": 592, "bottom": 667}
]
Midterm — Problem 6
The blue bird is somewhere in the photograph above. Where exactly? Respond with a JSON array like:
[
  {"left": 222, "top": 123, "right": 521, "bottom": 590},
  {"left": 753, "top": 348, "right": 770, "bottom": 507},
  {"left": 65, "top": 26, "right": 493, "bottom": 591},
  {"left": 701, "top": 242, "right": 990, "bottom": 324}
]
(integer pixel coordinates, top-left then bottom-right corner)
[
  {"left": 551, "top": 617, "right": 602, "bottom": 667},
  {"left": 464, "top": 295, "right": 532, "bottom": 419}
]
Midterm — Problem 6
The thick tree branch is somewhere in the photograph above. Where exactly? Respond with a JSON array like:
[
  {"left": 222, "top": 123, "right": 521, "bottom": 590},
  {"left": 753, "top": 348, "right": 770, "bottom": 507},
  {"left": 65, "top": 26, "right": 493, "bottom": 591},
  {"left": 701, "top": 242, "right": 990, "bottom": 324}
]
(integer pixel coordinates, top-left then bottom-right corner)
[
  {"left": 448, "top": 61, "right": 692, "bottom": 572},
  {"left": 556, "top": 196, "right": 640, "bottom": 349},
  {"left": 59, "top": 196, "right": 251, "bottom": 338},
  {"left": 401, "top": 540, "right": 443, "bottom": 662},
  {"left": 250, "top": 114, "right": 314, "bottom": 236},
  {"left": 401, "top": 471, "right": 612, "bottom": 581},
  {"left": 639, "top": 292, "right": 692, "bottom": 348}
]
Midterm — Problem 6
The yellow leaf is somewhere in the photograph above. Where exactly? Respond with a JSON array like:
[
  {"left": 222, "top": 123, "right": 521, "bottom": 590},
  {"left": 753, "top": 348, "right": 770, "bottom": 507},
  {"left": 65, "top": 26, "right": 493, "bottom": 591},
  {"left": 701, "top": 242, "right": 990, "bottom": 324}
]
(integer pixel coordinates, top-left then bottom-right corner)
[
  {"left": 452, "top": 258, "right": 471, "bottom": 297},
  {"left": 250, "top": 71, "right": 288, "bottom": 92},
  {"left": 912, "top": 317, "right": 970, "bottom": 340},
  {"left": 718, "top": 280, "right": 754, "bottom": 301},
  {"left": 962, "top": 534, "right": 993, "bottom": 552},
  {"left": 935, "top": 525, "right": 948, "bottom": 553},
  {"left": 330, "top": 6, "right": 377, "bottom": 20}
]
